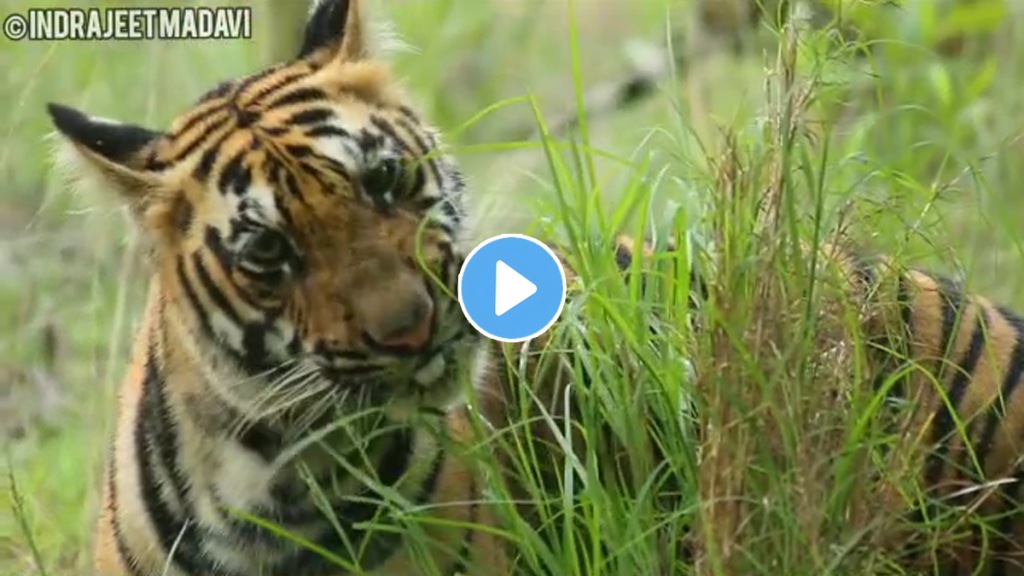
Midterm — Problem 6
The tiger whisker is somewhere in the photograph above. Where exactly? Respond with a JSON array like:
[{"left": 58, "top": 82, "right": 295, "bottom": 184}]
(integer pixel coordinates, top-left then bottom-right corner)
[{"left": 239, "top": 369, "right": 322, "bottom": 430}]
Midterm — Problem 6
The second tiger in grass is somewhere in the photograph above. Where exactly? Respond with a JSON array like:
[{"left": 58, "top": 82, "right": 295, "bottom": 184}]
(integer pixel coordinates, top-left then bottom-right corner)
[{"left": 695, "top": 239, "right": 1024, "bottom": 574}]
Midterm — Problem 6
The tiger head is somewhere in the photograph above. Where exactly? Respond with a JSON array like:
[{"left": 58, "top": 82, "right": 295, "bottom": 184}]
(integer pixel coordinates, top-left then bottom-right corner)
[{"left": 46, "top": 0, "right": 483, "bottom": 423}]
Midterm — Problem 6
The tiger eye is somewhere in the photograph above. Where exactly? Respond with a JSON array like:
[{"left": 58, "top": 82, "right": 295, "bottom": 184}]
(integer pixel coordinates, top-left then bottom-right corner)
[
  {"left": 240, "top": 229, "right": 291, "bottom": 271},
  {"left": 361, "top": 157, "right": 404, "bottom": 201}
]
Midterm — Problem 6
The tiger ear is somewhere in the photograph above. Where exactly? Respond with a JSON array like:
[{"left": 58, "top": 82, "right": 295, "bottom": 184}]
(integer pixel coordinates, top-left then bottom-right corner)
[
  {"left": 46, "top": 103, "right": 165, "bottom": 209},
  {"left": 297, "top": 0, "right": 366, "bottom": 65}
]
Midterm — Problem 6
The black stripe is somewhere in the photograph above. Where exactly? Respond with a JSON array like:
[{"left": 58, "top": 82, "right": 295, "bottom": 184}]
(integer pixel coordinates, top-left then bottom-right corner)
[
  {"left": 191, "top": 249, "right": 243, "bottom": 326},
  {"left": 438, "top": 196, "right": 460, "bottom": 226},
  {"left": 421, "top": 217, "right": 455, "bottom": 239},
  {"left": 376, "top": 116, "right": 446, "bottom": 188},
  {"left": 139, "top": 345, "right": 193, "bottom": 513},
  {"left": 273, "top": 194, "right": 295, "bottom": 228},
  {"left": 446, "top": 478, "right": 478, "bottom": 576},
  {"left": 234, "top": 412, "right": 283, "bottom": 463},
  {"left": 286, "top": 108, "right": 336, "bottom": 127},
  {"left": 396, "top": 118, "right": 440, "bottom": 156},
  {"left": 266, "top": 160, "right": 316, "bottom": 209},
  {"left": 397, "top": 105, "right": 420, "bottom": 124},
  {"left": 395, "top": 117, "right": 444, "bottom": 184},
  {"left": 172, "top": 100, "right": 228, "bottom": 139},
  {"left": 976, "top": 309, "right": 1024, "bottom": 574},
  {"left": 276, "top": 138, "right": 353, "bottom": 185},
  {"left": 356, "top": 127, "right": 383, "bottom": 150},
  {"left": 283, "top": 143, "right": 315, "bottom": 159},
  {"left": 615, "top": 240, "right": 650, "bottom": 302},
  {"left": 203, "top": 225, "right": 240, "bottom": 276},
  {"left": 135, "top": 349, "right": 212, "bottom": 574},
  {"left": 281, "top": 169, "right": 312, "bottom": 203},
  {"left": 299, "top": 0, "right": 349, "bottom": 60},
  {"left": 306, "top": 124, "right": 352, "bottom": 140},
  {"left": 264, "top": 87, "right": 327, "bottom": 110},
  {"left": 408, "top": 193, "right": 438, "bottom": 213},
  {"left": 236, "top": 65, "right": 300, "bottom": 105},
  {"left": 217, "top": 149, "right": 252, "bottom": 196},
  {"left": 448, "top": 166, "right": 466, "bottom": 192},
  {"left": 180, "top": 246, "right": 275, "bottom": 378},
  {"left": 172, "top": 113, "right": 230, "bottom": 163},
  {"left": 312, "top": 342, "right": 369, "bottom": 362},
  {"left": 439, "top": 167, "right": 462, "bottom": 218},
  {"left": 368, "top": 117, "right": 415, "bottom": 154},
  {"left": 975, "top": 309, "right": 1024, "bottom": 470},
  {"left": 176, "top": 256, "right": 216, "bottom": 343},
  {"left": 404, "top": 162, "right": 428, "bottom": 201},
  {"left": 191, "top": 129, "right": 236, "bottom": 181},
  {"left": 924, "top": 307, "right": 987, "bottom": 488},
  {"left": 615, "top": 242, "right": 634, "bottom": 270},
  {"left": 233, "top": 273, "right": 276, "bottom": 312},
  {"left": 935, "top": 274, "right": 966, "bottom": 380},
  {"left": 239, "top": 321, "right": 274, "bottom": 378},
  {"left": 260, "top": 125, "right": 289, "bottom": 137}
]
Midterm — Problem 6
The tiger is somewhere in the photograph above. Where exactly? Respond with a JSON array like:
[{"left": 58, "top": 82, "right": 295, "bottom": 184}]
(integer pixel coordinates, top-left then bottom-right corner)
[
  {"left": 828, "top": 241, "right": 1024, "bottom": 574},
  {"left": 43, "top": 1, "right": 658, "bottom": 574},
  {"left": 687, "top": 237, "right": 1024, "bottom": 574}
]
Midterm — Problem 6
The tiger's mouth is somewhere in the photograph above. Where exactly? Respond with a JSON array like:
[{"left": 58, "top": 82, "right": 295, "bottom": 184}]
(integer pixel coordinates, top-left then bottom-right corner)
[{"left": 316, "top": 329, "right": 481, "bottom": 411}]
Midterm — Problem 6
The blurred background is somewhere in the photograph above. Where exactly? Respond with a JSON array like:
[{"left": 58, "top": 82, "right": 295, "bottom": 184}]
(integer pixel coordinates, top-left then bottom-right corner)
[{"left": 0, "top": 0, "right": 1022, "bottom": 573}]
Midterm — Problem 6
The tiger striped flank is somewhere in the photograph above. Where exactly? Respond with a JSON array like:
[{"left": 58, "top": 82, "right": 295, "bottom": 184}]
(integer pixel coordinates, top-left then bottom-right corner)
[{"left": 718, "top": 241, "right": 1024, "bottom": 573}]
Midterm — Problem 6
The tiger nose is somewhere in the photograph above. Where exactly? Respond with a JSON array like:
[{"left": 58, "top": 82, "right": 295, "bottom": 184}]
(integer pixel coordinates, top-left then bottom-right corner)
[{"left": 368, "top": 291, "right": 435, "bottom": 351}]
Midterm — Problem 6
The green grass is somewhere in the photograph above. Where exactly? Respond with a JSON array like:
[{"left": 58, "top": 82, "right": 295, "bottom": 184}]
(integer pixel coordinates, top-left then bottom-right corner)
[{"left": 3, "top": 0, "right": 1024, "bottom": 574}]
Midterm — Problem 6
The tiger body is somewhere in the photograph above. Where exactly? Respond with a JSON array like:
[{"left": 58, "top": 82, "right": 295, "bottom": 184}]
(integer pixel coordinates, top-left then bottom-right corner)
[
  {"left": 47, "top": 1, "right": 526, "bottom": 574},
  {"left": 768, "top": 241, "right": 1024, "bottom": 572},
  {"left": 90, "top": 282, "right": 500, "bottom": 576}
]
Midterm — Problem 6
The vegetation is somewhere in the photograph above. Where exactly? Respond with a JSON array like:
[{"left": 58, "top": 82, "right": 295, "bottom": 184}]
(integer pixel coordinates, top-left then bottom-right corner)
[{"left": 1, "top": 0, "right": 1021, "bottom": 574}]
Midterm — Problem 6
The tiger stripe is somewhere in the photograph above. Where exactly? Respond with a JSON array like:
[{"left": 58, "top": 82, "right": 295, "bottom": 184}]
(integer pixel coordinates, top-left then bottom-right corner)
[{"left": 723, "top": 242, "right": 1024, "bottom": 573}]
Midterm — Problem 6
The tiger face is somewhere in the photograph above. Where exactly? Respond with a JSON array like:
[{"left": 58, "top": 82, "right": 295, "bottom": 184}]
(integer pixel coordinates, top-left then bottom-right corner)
[{"left": 47, "top": 0, "right": 481, "bottom": 422}]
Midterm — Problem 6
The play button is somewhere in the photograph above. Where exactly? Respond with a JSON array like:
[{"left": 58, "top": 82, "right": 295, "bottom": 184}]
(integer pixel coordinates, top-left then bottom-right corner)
[
  {"left": 494, "top": 260, "right": 536, "bottom": 316},
  {"left": 458, "top": 234, "right": 567, "bottom": 343}
]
